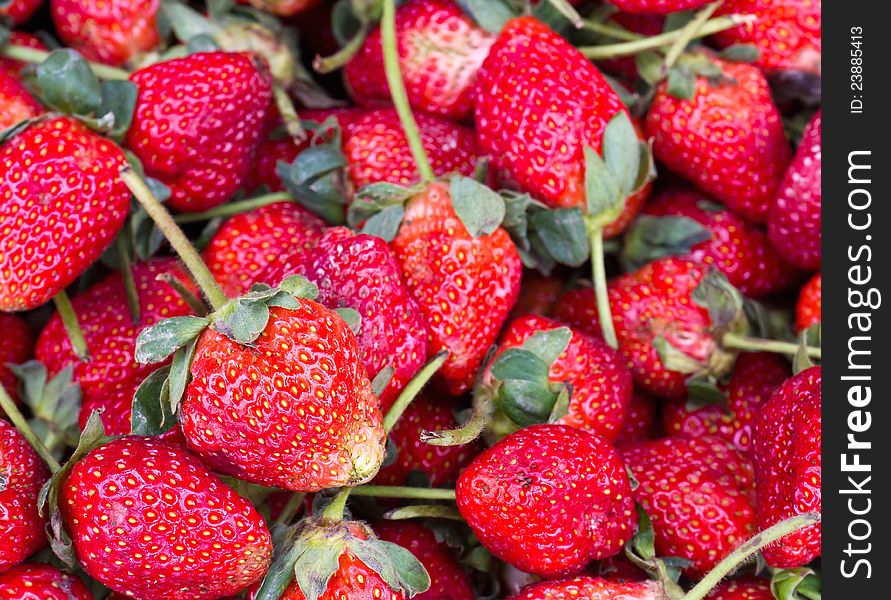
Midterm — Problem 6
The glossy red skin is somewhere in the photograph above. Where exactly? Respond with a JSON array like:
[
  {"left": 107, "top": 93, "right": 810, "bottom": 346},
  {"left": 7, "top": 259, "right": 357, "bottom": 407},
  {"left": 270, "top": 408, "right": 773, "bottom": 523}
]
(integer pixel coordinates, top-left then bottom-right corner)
[
  {"left": 768, "top": 110, "right": 821, "bottom": 270},
  {"left": 0, "top": 32, "right": 46, "bottom": 78},
  {"left": 0, "top": 70, "right": 42, "bottom": 130},
  {"left": 496, "top": 314, "right": 633, "bottom": 441},
  {"left": 204, "top": 202, "right": 325, "bottom": 297},
  {"left": 509, "top": 576, "right": 666, "bottom": 600},
  {"left": 613, "top": 391, "right": 660, "bottom": 447},
  {"left": 0, "top": 117, "right": 130, "bottom": 311},
  {"left": 795, "top": 272, "right": 821, "bottom": 331},
  {"left": 706, "top": 577, "right": 773, "bottom": 599},
  {"left": 374, "top": 522, "right": 474, "bottom": 600},
  {"left": 663, "top": 352, "right": 789, "bottom": 454},
  {"left": 0, "top": 563, "right": 92, "bottom": 599},
  {"left": 391, "top": 182, "right": 522, "bottom": 395},
  {"left": 374, "top": 393, "right": 478, "bottom": 487},
  {"left": 753, "top": 366, "right": 821, "bottom": 567},
  {"left": 345, "top": 0, "right": 495, "bottom": 121},
  {"left": 242, "top": 0, "right": 320, "bottom": 17},
  {"left": 714, "top": 0, "right": 821, "bottom": 74},
  {"left": 126, "top": 52, "right": 273, "bottom": 212},
  {"left": 61, "top": 437, "right": 271, "bottom": 598},
  {"left": 0, "top": 420, "right": 48, "bottom": 574},
  {"left": 0, "top": 313, "right": 33, "bottom": 405},
  {"left": 457, "top": 424, "right": 635, "bottom": 577},
  {"left": 0, "top": 0, "right": 42, "bottom": 25},
  {"left": 181, "top": 302, "right": 386, "bottom": 491},
  {"left": 622, "top": 436, "right": 756, "bottom": 574},
  {"left": 646, "top": 58, "right": 790, "bottom": 223},
  {"left": 608, "top": 0, "right": 710, "bottom": 15},
  {"left": 643, "top": 187, "right": 799, "bottom": 298},
  {"left": 35, "top": 259, "right": 196, "bottom": 434},
  {"left": 50, "top": 0, "right": 161, "bottom": 66}
]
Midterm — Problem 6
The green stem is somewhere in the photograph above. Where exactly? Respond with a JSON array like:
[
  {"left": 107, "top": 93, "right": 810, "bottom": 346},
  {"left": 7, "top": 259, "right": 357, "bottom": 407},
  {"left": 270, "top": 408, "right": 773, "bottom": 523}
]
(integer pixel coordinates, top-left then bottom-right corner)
[
  {"left": 0, "top": 44, "right": 131, "bottom": 80},
  {"left": 421, "top": 384, "right": 493, "bottom": 447},
  {"left": 0, "top": 385, "right": 62, "bottom": 473},
  {"left": 722, "top": 332, "right": 821, "bottom": 360},
  {"left": 587, "top": 224, "right": 618, "bottom": 349},
  {"left": 349, "top": 485, "right": 456, "bottom": 501},
  {"left": 313, "top": 23, "right": 370, "bottom": 74},
  {"left": 384, "top": 505, "right": 463, "bottom": 521},
  {"left": 172, "top": 192, "right": 292, "bottom": 224},
  {"left": 273, "top": 492, "right": 306, "bottom": 527},
  {"left": 116, "top": 228, "right": 141, "bottom": 326},
  {"left": 546, "top": 0, "right": 583, "bottom": 28},
  {"left": 53, "top": 291, "right": 90, "bottom": 362},
  {"left": 321, "top": 489, "right": 351, "bottom": 521},
  {"left": 120, "top": 167, "right": 228, "bottom": 311},
  {"left": 383, "top": 351, "right": 448, "bottom": 434},
  {"left": 273, "top": 85, "right": 306, "bottom": 142},
  {"left": 661, "top": 1, "right": 722, "bottom": 72},
  {"left": 682, "top": 512, "right": 821, "bottom": 600},
  {"left": 380, "top": 0, "right": 434, "bottom": 182}
]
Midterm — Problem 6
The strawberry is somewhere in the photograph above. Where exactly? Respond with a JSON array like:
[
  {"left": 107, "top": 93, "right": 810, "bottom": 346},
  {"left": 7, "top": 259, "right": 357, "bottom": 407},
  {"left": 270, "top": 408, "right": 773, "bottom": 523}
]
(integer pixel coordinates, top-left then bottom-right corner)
[
  {"left": 0, "top": 70, "right": 42, "bottom": 130},
  {"left": 608, "top": 0, "right": 711, "bottom": 15},
  {"left": 509, "top": 576, "right": 667, "bottom": 600},
  {"left": 508, "top": 271, "right": 563, "bottom": 320},
  {"left": 768, "top": 110, "right": 821, "bottom": 271},
  {"left": 374, "top": 522, "right": 475, "bottom": 600},
  {"left": 753, "top": 366, "right": 821, "bottom": 567},
  {"left": 241, "top": 0, "right": 320, "bottom": 16},
  {"left": 646, "top": 57, "right": 790, "bottom": 223},
  {"left": 344, "top": 0, "right": 495, "bottom": 121},
  {"left": 0, "top": 32, "right": 47, "bottom": 78},
  {"left": 204, "top": 202, "right": 325, "bottom": 297},
  {"left": 0, "top": 0, "right": 42, "bottom": 25},
  {"left": 622, "top": 435, "right": 756, "bottom": 574},
  {"left": 597, "top": 554, "right": 650, "bottom": 583},
  {"left": 714, "top": 0, "right": 821, "bottom": 75},
  {"left": 35, "top": 259, "right": 197, "bottom": 434},
  {"left": 0, "top": 563, "right": 92, "bottom": 599},
  {"left": 125, "top": 52, "right": 273, "bottom": 213},
  {"left": 50, "top": 0, "right": 161, "bottom": 66},
  {"left": 0, "top": 117, "right": 130, "bottom": 311},
  {"left": 456, "top": 424, "right": 636, "bottom": 577},
  {"left": 663, "top": 352, "right": 789, "bottom": 454},
  {"left": 795, "top": 272, "right": 821, "bottom": 332},
  {"left": 59, "top": 436, "right": 272, "bottom": 598},
  {"left": 391, "top": 181, "right": 522, "bottom": 395},
  {"left": 614, "top": 391, "right": 660, "bottom": 447},
  {"left": 706, "top": 577, "right": 773, "bottom": 599},
  {"left": 0, "top": 313, "right": 33, "bottom": 405},
  {"left": 0, "top": 419, "right": 49, "bottom": 573}
]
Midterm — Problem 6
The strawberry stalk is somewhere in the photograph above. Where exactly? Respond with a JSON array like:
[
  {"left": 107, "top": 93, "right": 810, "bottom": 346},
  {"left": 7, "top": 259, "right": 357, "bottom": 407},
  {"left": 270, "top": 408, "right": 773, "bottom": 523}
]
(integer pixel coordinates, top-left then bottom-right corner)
[
  {"left": 421, "top": 384, "right": 493, "bottom": 447},
  {"left": 52, "top": 291, "right": 91, "bottom": 362},
  {"left": 120, "top": 167, "right": 229, "bottom": 311},
  {"left": 0, "top": 44, "right": 131, "bottom": 80},
  {"left": 272, "top": 85, "right": 307, "bottom": 142},
  {"left": 0, "top": 384, "right": 62, "bottom": 473},
  {"left": 313, "top": 24, "right": 371, "bottom": 74},
  {"left": 382, "top": 351, "right": 448, "bottom": 433},
  {"left": 383, "top": 505, "right": 462, "bottom": 520},
  {"left": 116, "top": 228, "right": 141, "bottom": 325},
  {"left": 349, "top": 485, "right": 456, "bottom": 501},
  {"left": 321, "top": 489, "right": 353, "bottom": 521},
  {"left": 587, "top": 222, "right": 619, "bottom": 349},
  {"left": 172, "top": 192, "right": 292, "bottom": 224},
  {"left": 681, "top": 512, "right": 821, "bottom": 600},
  {"left": 722, "top": 332, "right": 821, "bottom": 360},
  {"left": 661, "top": 1, "right": 722, "bottom": 73}
]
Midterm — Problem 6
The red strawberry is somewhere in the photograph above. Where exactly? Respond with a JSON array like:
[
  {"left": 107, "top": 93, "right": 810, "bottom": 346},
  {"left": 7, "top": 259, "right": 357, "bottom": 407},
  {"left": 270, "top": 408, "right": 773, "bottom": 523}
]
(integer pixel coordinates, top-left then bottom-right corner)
[
  {"left": 714, "top": 0, "right": 821, "bottom": 75},
  {"left": 0, "top": 420, "right": 49, "bottom": 573},
  {"left": 374, "top": 522, "right": 475, "bottom": 600},
  {"left": 204, "top": 202, "right": 325, "bottom": 297},
  {"left": 345, "top": 0, "right": 495, "bottom": 121},
  {"left": 495, "top": 314, "right": 633, "bottom": 441},
  {"left": 0, "top": 313, "right": 33, "bottom": 405},
  {"left": 241, "top": 0, "right": 320, "bottom": 16},
  {"left": 0, "top": 32, "right": 47, "bottom": 78},
  {"left": 0, "top": 563, "right": 91, "bottom": 599},
  {"left": 60, "top": 436, "right": 272, "bottom": 598},
  {"left": 706, "top": 577, "right": 773, "bottom": 599},
  {"left": 622, "top": 436, "right": 756, "bottom": 574},
  {"left": 509, "top": 576, "right": 666, "bottom": 599},
  {"left": 456, "top": 424, "right": 636, "bottom": 577},
  {"left": 768, "top": 110, "right": 821, "bottom": 270},
  {"left": 663, "top": 352, "right": 789, "bottom": 453},
  {"left": 391, "top": 182, "right": 522, "bottom": 395},
  {"left": 0, "top": 70, "right": 42, "bottom": 130},
  {"left": 0, "top": 0, "right": 42, "bottom": 25},
  {"left": 180, "top": 301, "right": 386, "bottom": 490},
  {"left": 0, "top": 117, "right": 130, "bottom": 311},
  {"left": 125, "top": 52, "right": 273, "bottom": 212},
  {"left": 753, "top": 366, "right": 821, "bottom": 567},
  {"left": 795, "top": 272, "right": 821, "bottom": 332},
  {"left": 597, "top": 555, "right": 649, "bottom": 583},
  {"left": 508, "top": 271, "right": 563, "bottom": 320},
  {"left": 613, "top": 391, "right": 660, "bottom": 447},
  {"left": 646, "top": 57, "right": 790, "bottom": 223},
  {"left": 608, "top": 0, "right": 711, "bottom": 15},
  {"left": 35, "top": 259, "right": 197, "bottom": 434},
  {"left": 50, "top": 0, "right": 161, "bottom": 66}
]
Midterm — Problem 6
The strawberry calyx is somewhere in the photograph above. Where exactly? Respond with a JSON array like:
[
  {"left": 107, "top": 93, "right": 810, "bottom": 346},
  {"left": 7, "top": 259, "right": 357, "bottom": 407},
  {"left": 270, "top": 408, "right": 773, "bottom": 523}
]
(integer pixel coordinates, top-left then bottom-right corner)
[
  {"left": 314, "top": 0, "right": 378, "bottom": 73},
  {"left": 770, "top": 566, "right": 822, "bottom": 600},
  {"left": 621, "top": 214, "right": 713, "bottom": 271},
  {"left": 624, "top": 505, "right": 689, "bottom": 598}
]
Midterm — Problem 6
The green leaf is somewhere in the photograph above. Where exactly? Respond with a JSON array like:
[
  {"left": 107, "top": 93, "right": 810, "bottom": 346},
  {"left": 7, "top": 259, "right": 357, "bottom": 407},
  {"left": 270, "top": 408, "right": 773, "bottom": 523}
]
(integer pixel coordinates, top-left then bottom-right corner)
[
  {"left": 379, "top": 541, "right": 431, "bottom": 595},
  {"left": 33, "top": 49, "right": 103, "bottom": 116},
  {"left": 98, "top": 80, "right": 138, "bottom": 141},
  {"left": 278, "top": 275, "right": 319, "bottom": 300},
  {"left": 131, "top": 367, "right": 177, "bottom": 436},
  {"left": 603, "top": 112, "right": 641, "bottom": 197},
  {"left": 621, "top": 215, "right": 712, "bottom": 271},
  {"left": 455, "top": 0, "right": 516, "bottom": 33},
  {"left": 497, "top": 379, "right": 560, "bottom": 427},
  {"left": 186, "top": 33, "right": 221, "bottom": 54},
  {"left": 490, "top": 348, "right": 550, "bottom": 384},
  {"left": 161, "top": 1, "right": 222, "bottom": 42},
  {"left": 720, "top": 44, "right": 761, "bottom": 63},
  {"left": 293, "top": 541, "right": 344, "bottom": 600},
  {"left": 528, "top": 208, "right": 590, "bottom": 267},
  {"left": 691, "top": 270, "right": 747, "bottom": 332},
  {"left": 135, "top": 316, "right": 209, "bottom": 364},
  {"left": 771, "top": 567, "right": 822, "bottom": 600},
  {"left": 584, "top": 146, "right": 621, "bottom": 220},
  {"left": 361, "top": 204, "right": 404, "bottom": 242},
  {"left": 277, "top": 144, "right": 350, "bottom": 224},
  {"left": 667, "top": 67, "right": 696, "bottom": 100},
  {"left": 547, "top": 386, "right": 571, "bottom": 423},
  {"left": 0, "top": 116, "right": 43, "bottom": 146},
  {"left": 450, "top": 176, "right": 506, "bottom": 237},
  {"left": 372, "top": 366, "right": 395, "bottom": 399},
  {"left": 213, "top": 299, "right": 271, "bottom": 344},
  {"left": 521, "top": 327, "right": 571, "bottom": 366},
  {"left": 253, "top": 526, "right": 306, "bottom": 600},
  {"left": 636, "top": 51, "right": 664, "bottom": 86},
  {"left": 168, "top": 338, "right": 198, "bottom": 413},
  {"left": 348, "top": 183, "right": 415, "bottom": 228},
  {"left": 684, "top": 375, "right": 728, "bottom": 410},
  {"left": 334, "top": 307, "right": 362, "bottom": 335},
  {"left": 653, "top": 336, "right": 704, "bottom": 375}
]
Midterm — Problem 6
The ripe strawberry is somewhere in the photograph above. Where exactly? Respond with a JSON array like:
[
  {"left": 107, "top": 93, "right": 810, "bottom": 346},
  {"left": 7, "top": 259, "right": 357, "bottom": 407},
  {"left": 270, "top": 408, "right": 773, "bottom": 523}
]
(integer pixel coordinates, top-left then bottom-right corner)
[
  {"left": 0, "top": 313, "right": 33, "bottom": 405},
  {"left": 597, "top": 554, "right": 649, "bottom": 583},
  {"left": 646, "top": 57, "right": 790, "bottom": 223},
  {"left": 0, "top": 70, "right": 42, "bottom": 130},
  {"left": 509, "top": 576, "right": 667, "bottom": 600},
  {"left": 60, "top": 436, "right": 272, "bottom": 598},
  {"left": 753, "top": 366, "right": 821, "bottom": 567},
  {"left": 345, "top": 0, "right": 495, "bottom": 121},
  {"left": 180, "top": 301, "right": 386, "bottom": 491},
  {"left": 391, "top": 182, "right": 522, "bottom": 395},
  {"left": 614, "top": 391, "right": 660, "bottom": 447},
  {"left": 795, "top": 272, "right": 821, "bottom": 331},
  {"left": 241, "top": 0, "right": 319, "bottom": 16},
  {"left": 375, "top": 393, "right": 478, "bottom": 487},
  {"left": 768, "top": 110, "right": 821, "bottom": 270},
  {"left": 714, "top": 0, "right": 821, "bottom": 74},
  {"left": 35, "top": 259, "right": 197, "bottom": 434},
  {"left": 622, "top": 435, "right": 756, "bottom": 574},
  {"left": 374, "top": 522, "right": 474, "bottom": 600},
  {"left": 0, "top": 419, "right": 49, "bottom": 573},
  {"left": 495, "top": 314, "right": 633, "bottom": 440},
  {"left": 0, "top": 117, "right": 130, "bottom": 311},
  {"left": 508, "top": 271, "right": 563, "bottom": 320},
  {"left": 125, "top": 52, "right": 273, "bottom": 212},
  {"left": 50, "top": 0, "right": 161, "bottom": 66},
  {"left": 706, "top": 577, "right": 773, "bottom": 599},
  {"left": 608, "top": 0, "right": 711, "bottom": 15},
  {"left": 204, "top": 202, "right": 325, "bottom": 297},
  {"left": 0, "top": 0, "right": 42, "bottom": 25},
  {"left": 0, "top": 32, "right": 47, "bottom": 78},
  {"left": 456, "top": 424, "right": 635, "bottom": 577},
  {"left": 663, "top": 352, "right": 789, "bottom": 454},
  {"left": 0, "top": 563, "right": 91, "bottom": 599}
]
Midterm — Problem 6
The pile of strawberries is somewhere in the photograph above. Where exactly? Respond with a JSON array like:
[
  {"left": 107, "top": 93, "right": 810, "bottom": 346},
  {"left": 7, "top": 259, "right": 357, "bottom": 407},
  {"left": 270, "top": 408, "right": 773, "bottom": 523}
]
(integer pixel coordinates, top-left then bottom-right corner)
[{"left": 0, "top": 0, "right": 821, "bottom": 599}]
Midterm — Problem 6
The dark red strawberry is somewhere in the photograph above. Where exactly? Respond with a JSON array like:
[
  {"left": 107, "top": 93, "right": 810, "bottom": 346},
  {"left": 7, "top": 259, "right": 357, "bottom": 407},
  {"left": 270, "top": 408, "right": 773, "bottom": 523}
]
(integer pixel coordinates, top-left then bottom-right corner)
[
  {"left": 241, "top": 0, "right": 319, "bottom": 16},
  {"left": 0, "top": 32, "right": 47, "bottom": 78},
  {"left": 706, "top": 577, "right": 773, "bottom": 599},
  {"left": 0, "top": 117, "right": 130, "bottom": 311},
  {"left": 795, "top": 272, "right": 821, "bottom": 332},
  {"left": 613, "top": 391, "right": 660, "bottom": 447},
  {"left": 509, "top": 576, "right": 667, "bottom": 599},
  {"left": 456, "top": 424, "right": 636, "bottom": 577},
  {"left": 597, "top": 554, "right": 649, "bottom": 583},
  {"left": 0, "top": 563, "right": 92, "bottom": 599},
  {"left": 608, "top": 0, "right": 711, "bottom": 14},
  {"left": 0, "top": 0, "right": 42, "bottom": 25},
  {"left": 753, "top": 366, "right": 821, "bottom": 567},
  {"left": 125, "top": 52, "right": 273, "bottom": 212},
  {"left": 508, "top": 271, "right": 563, "bottom": 320},
  {"left": 0, "top": 313, "right": 33, "bottom": 405},
  {"left": 0, "top": 70, "right": 42, "bottom": 130}
]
